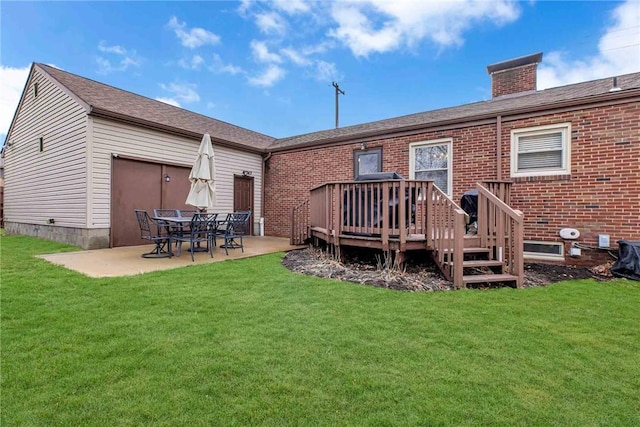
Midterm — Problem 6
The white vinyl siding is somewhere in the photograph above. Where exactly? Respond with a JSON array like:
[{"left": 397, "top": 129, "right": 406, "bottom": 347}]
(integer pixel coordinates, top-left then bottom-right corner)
[
  {"left": 90, "top": 118, "right": 263, "bottom": 228},
  {"left": 511, "top": 123, "right": 571, "bottom": 177},
  {"left": 3, "top": 68, "right": 88, "bottom": 227},
  {"left": 409, "top": 139, "right": 452, "bottom": 195}
]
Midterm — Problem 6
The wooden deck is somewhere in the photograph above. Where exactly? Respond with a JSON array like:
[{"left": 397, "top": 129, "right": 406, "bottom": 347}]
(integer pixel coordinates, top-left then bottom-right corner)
[{"left": 292, "top": 179, "right": 524, "bottom": 288}]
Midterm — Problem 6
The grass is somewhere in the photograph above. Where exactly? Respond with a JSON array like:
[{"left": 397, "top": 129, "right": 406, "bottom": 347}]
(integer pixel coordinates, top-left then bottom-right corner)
[{"left": 1, "top": 235, "right": 639, "bottom": 426}]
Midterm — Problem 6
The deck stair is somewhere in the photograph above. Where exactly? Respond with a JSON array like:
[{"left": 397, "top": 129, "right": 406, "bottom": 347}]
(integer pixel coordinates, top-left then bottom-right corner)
[
  {"left": 440, "top": 244, "right": 519, "bottom": 287},
  {"left": 426, "top": 181, "right": 524, "bottom": 289}
]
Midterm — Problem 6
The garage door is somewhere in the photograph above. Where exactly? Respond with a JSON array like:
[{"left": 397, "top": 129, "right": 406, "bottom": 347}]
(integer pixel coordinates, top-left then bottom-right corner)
[{"left": 111, "top": 158, "right": 191, "bottom": 247}]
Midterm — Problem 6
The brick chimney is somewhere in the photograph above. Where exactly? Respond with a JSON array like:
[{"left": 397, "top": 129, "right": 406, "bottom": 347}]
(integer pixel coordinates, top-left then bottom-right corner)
[{"left": 487, "top": 52, "right": 543, "bottom": 98}]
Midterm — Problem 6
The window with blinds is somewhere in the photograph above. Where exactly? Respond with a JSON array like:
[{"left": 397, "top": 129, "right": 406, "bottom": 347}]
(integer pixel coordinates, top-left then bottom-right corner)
[{"left": 511, "top": 123, "right": 571, "bottom": 177}]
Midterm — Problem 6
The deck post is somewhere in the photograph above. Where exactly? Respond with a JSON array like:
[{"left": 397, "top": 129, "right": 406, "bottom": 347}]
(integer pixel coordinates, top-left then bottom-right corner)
[
  {"left": 333, "top": 183, "right": 341, "bottom": 247},
  {"left": 453, "top": 210, "right": 466, "bottom": 289},
  {"left": 425, "top": 182, "right": 433, "bottom": 249},
  {"left": 399, "top": 180, "right": 407, "bottom": 252},
  {"left": 514, "top": 209, "right": 524, "bottom": 288}
]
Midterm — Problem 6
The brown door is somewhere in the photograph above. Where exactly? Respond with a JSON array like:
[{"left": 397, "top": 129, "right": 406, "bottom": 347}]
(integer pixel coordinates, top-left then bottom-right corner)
[
  {"left": 234, "top": 175, "right": 254, "bottom": 235},
  {"left": 111, "top": 158, "right": 191, "bottom": 247}
]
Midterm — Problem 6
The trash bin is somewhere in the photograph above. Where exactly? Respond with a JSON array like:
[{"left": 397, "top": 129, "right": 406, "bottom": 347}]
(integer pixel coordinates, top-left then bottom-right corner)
[{"left": 611, "top": 240, "right": 640, "bottom": 281}]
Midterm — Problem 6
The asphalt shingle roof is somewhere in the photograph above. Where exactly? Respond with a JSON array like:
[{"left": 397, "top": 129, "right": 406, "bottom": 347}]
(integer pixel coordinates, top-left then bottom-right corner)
[
  {"left": 37, "top": 63, "right": 275, "bottom": 150},
  {"left": 269, "top": 72, "right": 640, "bottom": 150},
  {"left": 37, "top": 63, "right": 640, "bottom": 153}
]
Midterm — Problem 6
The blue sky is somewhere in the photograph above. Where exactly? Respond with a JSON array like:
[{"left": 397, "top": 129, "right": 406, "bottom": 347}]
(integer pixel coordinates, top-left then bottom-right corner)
[{"left": 1, "top": 0, "right": 639, "bottom": 143}]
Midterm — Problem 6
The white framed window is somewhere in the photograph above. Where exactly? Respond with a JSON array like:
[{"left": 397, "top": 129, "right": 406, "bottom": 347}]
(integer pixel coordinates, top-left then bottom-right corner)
[
  {"left": 511, "top": 123, "right": 571, "bottom": 178},
  {"left": 523, "top": 240, "right": 565, "bottom": 261},
  {"left": 409, "top": 139, "right": 452, "bottom": 195}
]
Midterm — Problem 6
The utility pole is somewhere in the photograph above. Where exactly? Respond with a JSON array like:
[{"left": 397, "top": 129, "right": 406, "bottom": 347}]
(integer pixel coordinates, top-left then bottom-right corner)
[{"left": 332, "top": 81, "right": 345, "bottom": 128}]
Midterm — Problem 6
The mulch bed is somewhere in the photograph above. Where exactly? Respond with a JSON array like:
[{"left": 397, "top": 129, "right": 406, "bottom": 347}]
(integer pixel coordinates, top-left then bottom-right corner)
[{"left": 282, "top": 247, "right": 613, "bottom": 292}]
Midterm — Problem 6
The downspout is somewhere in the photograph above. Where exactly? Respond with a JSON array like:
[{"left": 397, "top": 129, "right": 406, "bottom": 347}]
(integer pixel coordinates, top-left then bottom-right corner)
[
  {"left": 261, "top": 152, "right": 272, "bottom": 236},
  {"left": 496, "top": 115, "right": 502, "bottom": 180}
]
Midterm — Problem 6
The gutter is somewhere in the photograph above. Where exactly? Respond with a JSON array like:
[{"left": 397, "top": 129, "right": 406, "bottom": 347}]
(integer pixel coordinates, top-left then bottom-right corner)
[
  {"left": 267, "top": 88, "right": 640, "bottom": 154},
  {"left": 261, "top": 152, "right": 272, "bottom": 226}
]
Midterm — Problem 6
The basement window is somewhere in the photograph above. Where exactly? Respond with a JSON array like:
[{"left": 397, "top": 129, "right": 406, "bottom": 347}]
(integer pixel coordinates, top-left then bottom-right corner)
[
  {"left": 410, "top": 139, "right": 452, "bottom": 195},
  {"left": 511, "top": 123, "right": 571, "bottom": 178},
  {"left": 523, "top": 240, "right": 564, "bottom": 261}
]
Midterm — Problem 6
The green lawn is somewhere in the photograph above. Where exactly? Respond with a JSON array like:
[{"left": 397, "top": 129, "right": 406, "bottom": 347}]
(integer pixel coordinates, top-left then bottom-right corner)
[{"left": 1, "top": 235, "right": 639, "bottom": 426}]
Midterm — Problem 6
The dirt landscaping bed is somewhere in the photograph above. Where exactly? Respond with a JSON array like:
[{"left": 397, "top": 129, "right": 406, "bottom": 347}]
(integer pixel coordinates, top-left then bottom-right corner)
[{"left": 282, "top": 247, "right": 613, "bottom": 291}]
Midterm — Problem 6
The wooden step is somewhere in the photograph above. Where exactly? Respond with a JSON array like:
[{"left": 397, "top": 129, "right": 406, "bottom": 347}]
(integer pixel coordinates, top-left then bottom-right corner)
[
  {"left": 441, "top": 247, "right": 490, "bottom": 254},
  {"left": 448, "top": 259, "right": 503, "bottom": 268},
  {"left": 462, "top": 274, "right": 518, "bottom": 284}
]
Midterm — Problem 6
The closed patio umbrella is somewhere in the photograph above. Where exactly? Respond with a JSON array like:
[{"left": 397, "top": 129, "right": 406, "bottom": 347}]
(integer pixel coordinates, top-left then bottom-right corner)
[{"left": 186, "top": 133, "right": 216, "bottom": 210}]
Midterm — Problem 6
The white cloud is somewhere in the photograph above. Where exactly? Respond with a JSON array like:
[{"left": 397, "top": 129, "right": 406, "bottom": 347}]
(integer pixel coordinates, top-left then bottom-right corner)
[
  {"left": 0, "top": 65, "right": 30, "bottom": 141},
  {"left": 237, "top": 0, "right": 253, "bottom": 16},
  {"left": 538, "top": 0, "right": 640, "bottom": 89},
  {"left": 281, "top": 47, "right": 312, "bottom": 66},
  {"left": 251, "top": 40, "right": 282, "bottom": 63},
  {"left": 155, "top": 97, "right": 181, "bottom": 108},
  {"left": 96, "top": 41, "right": 140, "bottom": 74},
  {"left": 256, "top": 12, "right": 287, "bottom": 35},
  {"left": 210, "top": 54, "right": 244, "bottom": 75},
  {"left": 272, "top": 0, "right": 310, "bottom": 15},
  {"left": 178, "top": 55, "right": 205, "bottom": 70},
  {"left": 314, "top": 60, "right": 341, "bottom": 82},
  {"left": 159, "top": 82, "right": 200, "bottom": 103},
  {"left": 248, "top": 65, "right": 286, "bottom": 87},
  {"left": 98, "top": 41, "right": 127, "bottom": 55},
  {"left": 167, "top": 16, "right": 221, "bottom": 49},
  {"left": 328, "top": 0, "right": 520, "bottom": 57}
]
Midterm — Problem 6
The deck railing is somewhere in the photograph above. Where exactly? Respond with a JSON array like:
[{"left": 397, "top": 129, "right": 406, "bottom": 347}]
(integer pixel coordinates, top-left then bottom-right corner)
[
  {"left": 427, "top": 185, "right": 468, "bottom": 287},
  {"left": 290, "top": 198, "right": 310, "bottom": 245},
  {"left": 476, "top": 182, "right": 524, "bottom": 286},
  {"left": 309, "top": 180, "right": 432, "bottom": 250}
]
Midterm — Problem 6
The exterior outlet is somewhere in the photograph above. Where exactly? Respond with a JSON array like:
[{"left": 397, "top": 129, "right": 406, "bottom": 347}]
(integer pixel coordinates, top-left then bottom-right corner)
[{"left": 570, "top": 246, "right": 581, "bottom": 257}]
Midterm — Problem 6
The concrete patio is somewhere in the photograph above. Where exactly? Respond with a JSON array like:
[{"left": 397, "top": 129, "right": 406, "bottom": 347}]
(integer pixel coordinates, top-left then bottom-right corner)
[{"left": 39, "top": 236, "right": 304, "bottom": 278}]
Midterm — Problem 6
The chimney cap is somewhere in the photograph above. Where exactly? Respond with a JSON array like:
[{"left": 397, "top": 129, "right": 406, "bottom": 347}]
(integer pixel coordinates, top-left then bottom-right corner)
[{"left": 487, "top": 52, "right": 543, "bottom": 74}]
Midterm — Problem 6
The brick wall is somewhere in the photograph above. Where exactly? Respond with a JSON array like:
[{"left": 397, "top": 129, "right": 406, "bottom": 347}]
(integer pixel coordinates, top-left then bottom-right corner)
[
  {"left": 265, "top": 100, "right": 640, "bottom": 266},
  {"left": 491, "top": 63, "right": 537, "bottom": 97},
  {"left": 503, "top": 102, "right": 640, "bottom": 265}
]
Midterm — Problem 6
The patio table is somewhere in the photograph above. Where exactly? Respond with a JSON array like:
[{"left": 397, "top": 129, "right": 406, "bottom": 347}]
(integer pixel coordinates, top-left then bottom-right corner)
[{"left": 153, "top": 215, "right": 216, "bottom": 254}]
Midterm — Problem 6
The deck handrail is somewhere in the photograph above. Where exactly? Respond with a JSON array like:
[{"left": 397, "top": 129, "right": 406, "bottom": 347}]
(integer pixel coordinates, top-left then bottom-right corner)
[
  {"left": 309, "top": 180, "right": 432, "bottom": 251},
  {"left": 476, "top": 182, "right": 524, "bottom": 287},
  {"left": 426, "top": 185, "right": 468, "bottom": 288},
  {"left": 290, "top": 198, "right": 310, "bottom": 245}
]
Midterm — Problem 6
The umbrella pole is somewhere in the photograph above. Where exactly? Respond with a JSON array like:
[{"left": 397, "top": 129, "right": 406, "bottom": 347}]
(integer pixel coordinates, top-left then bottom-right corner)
[{"left": 193, "top": 208, "right": 209, "bottom": 252}]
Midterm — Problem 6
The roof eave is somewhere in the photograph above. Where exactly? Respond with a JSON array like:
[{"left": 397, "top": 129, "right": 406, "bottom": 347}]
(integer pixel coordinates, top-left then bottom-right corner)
[
  {"left": 89, "top": 107, "right": 267, "bottom": 154},
  {"left": 268, "top": 88, "right": 640, "bottom": 153}
]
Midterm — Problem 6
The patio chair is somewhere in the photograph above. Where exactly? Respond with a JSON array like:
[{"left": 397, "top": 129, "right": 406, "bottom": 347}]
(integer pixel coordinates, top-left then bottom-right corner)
[
  {"left": 172, "top": 213, "right": 218, "bottom": 261},
  {"left": 153, "top": 209, "right": 179, "bottom": 218},
  {"left": 177, "top": 209, "right": 199, "bottom": 218},
  {"left": 217, "top": 211, "right": 251, "bottom": 255},
  {"left": 134, "top": 209, "right": 172, "bottom": 258}
]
